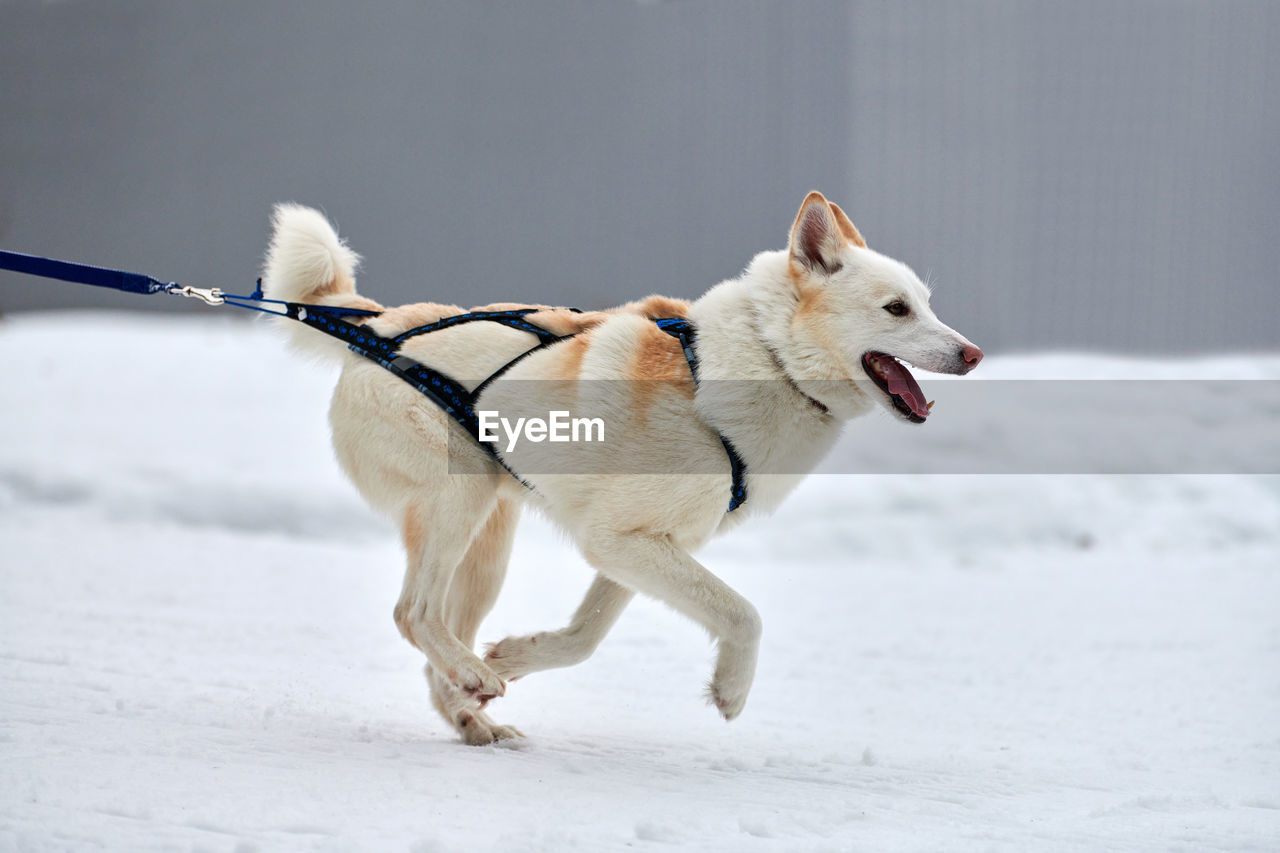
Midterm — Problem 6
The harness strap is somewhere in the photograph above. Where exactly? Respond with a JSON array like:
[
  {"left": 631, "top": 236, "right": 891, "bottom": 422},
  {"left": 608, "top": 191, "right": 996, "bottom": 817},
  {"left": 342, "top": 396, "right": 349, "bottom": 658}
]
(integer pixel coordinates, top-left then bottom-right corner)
[
  {"left": 394, "top": 309, "right": 563, "bottom": 346},
  {"left": 655, "top": 318, "right": 749, "bottom": 513},
  {"left": 288, "top": 305, "right": 482, "bottom": 430},
  {"left": 471, "top": 337, "right": 562, "bottom": 399}
]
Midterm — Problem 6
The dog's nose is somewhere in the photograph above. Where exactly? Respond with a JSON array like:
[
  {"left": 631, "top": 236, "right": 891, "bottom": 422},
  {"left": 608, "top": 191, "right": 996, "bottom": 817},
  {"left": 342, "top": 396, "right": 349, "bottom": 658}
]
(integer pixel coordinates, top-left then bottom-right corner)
[{"left": 960, "top": 343, "right": 983, "bottom": 372}]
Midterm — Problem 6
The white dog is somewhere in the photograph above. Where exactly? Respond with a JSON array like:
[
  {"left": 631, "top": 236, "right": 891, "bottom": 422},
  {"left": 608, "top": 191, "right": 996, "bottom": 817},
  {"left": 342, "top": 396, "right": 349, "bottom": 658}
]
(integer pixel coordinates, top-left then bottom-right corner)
[{"left": 261, "top": 192, "right": 982, "bottom": 744}]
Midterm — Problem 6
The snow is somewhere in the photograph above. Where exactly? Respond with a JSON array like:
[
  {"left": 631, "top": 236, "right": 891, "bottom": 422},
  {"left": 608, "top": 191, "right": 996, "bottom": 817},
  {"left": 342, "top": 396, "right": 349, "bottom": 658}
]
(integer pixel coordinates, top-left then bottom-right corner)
[{"left": 1, "top": 312, "right": 1278, "bottom": 851}]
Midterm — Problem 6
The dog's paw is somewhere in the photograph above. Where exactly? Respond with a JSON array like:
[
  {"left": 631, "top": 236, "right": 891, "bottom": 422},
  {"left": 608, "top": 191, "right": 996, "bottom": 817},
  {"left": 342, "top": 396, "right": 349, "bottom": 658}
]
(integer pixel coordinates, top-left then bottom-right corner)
[
  {"left": 447, "top": 659, "right": 506, "bottom": 705},
  {"left": 482, "top": 635, "right": 536, "bottom": 681},
  {"left": 456, "top": 710, "right": 525, "bottom": 746},
  {"left": 706, "top": 641, "right": 757, "bottom": 721},
  {"left": 706, "top": 680, "right": 750, "bottom": 721},
  {"left": 486, "top": 722, "right": 525, "bottom": 743}
]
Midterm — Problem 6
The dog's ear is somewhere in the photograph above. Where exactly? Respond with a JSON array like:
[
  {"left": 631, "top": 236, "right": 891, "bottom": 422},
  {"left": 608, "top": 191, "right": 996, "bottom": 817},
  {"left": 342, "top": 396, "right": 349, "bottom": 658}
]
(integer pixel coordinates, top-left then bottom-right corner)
[
  {"left": 789, "top": 191, "right": 845, "bottom": 275},
  {"left": 828, "top": 202, "right": 867, "bottom": 248}
]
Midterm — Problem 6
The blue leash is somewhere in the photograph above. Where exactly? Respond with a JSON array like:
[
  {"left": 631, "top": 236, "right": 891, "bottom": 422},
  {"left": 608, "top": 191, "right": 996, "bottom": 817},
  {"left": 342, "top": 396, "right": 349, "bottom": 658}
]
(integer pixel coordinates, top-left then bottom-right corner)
[
  {"left": 0, "top": 248, "right": 174, "bottom": 296},
  {"left": 0, "top": 248, "right": 380, "bottom": 317},
  {"left": 0, "top": 247, "right": 748, "bottom": 512}
]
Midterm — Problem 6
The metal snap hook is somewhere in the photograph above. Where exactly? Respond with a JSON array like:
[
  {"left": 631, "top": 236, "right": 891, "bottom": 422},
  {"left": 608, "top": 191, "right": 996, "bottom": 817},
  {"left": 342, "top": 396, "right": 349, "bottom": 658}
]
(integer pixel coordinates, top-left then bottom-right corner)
[{"left": 167, "top": 284, "right": 226, "bottom": 305}]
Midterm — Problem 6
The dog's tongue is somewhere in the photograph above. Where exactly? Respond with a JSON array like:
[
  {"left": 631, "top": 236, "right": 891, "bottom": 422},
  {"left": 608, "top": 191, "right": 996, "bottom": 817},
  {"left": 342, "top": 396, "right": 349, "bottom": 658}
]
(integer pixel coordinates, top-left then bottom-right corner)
[{"left": 880, "top": 357, "right": 930, "bottom": 419}]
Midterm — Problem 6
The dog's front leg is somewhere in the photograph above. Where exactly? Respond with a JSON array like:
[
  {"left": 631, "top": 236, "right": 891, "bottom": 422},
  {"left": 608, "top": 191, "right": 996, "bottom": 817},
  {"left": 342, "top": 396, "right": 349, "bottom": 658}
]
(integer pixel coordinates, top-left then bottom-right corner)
[
  {"left": 485, "top": 573, "right": 635, "bottom": 680},
  {"left": 580, "top": 531, "right": 761, "bottom": 720}
]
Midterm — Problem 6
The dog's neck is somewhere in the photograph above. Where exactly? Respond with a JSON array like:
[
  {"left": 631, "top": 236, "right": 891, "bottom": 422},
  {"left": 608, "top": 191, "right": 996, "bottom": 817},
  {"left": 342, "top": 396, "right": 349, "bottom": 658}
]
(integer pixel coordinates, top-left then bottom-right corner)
[{"left": 756, "top": 335, "right": 830, "bottom": 418}]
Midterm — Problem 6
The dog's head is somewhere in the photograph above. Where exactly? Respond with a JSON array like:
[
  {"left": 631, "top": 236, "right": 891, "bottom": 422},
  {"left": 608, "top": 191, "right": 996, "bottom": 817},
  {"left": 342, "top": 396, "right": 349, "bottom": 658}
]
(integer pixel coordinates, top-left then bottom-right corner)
[{"left": 771, "top": 191, "right": 982, "bottom": 423}]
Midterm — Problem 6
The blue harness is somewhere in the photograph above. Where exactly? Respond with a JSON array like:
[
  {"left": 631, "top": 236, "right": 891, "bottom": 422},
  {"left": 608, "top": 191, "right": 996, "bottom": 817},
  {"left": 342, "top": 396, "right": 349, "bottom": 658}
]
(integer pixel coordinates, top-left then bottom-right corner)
[{"left": 0, "top": 249, "right": 747, "bottom": 512}]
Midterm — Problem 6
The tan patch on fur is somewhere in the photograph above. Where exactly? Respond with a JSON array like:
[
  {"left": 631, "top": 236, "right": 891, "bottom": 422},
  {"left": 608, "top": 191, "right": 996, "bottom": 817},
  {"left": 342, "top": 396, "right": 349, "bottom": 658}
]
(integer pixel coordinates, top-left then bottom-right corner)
[
  {"left": 793, "top": 275, "right": 829, "bottom": 322},
  {"left": 526, "top": 308, "right": 612, "bottom": 337},
  {"left": 793, "top": 278, "right": 844, "bottom": 363},
  {"left": 628, "top": 320, "right": 696, "bottom": 424},
  {"left": 828, "top": 202, "right": 867, "bottom": 248},
  {"left": 544, "top": 334, "right": 590, "bottom": 381},
  {"left": 306, "top": 273, "right": 351, "bottom": 299},
  {"left": 328, "top": 294, "right": 385, "bottom": 317},
  {"left": 786, "top": 256, "right": 803, "bottom": 284},
  {"left": 470, "top": 301, "right": 543, "bottom": 312},
  {"left": 786, "top": 252, "right": 815, "bottom": 295},
  {"left": 630, "top": 323, "right": 694, "bottom": 385},
  {"left": 617, "top": 294, "right": 691, "bottom": 319},
  {"left": 402, "top": 504, "right": 425, "bottom": 560}
]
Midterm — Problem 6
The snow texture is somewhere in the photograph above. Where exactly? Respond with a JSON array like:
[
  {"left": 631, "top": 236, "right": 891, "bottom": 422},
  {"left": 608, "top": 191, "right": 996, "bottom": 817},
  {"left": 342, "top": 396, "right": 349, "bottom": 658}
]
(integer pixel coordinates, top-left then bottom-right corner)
[{"left": 1, "top": 313, "right": 1278, "bottom": 851}]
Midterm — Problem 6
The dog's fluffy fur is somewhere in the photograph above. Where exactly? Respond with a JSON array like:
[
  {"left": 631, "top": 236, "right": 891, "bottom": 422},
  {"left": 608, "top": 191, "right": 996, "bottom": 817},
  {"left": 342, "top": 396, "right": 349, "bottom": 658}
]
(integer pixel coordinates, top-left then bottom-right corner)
[{"left": 261, "top": 193, "right": 981, "bottom": 744}]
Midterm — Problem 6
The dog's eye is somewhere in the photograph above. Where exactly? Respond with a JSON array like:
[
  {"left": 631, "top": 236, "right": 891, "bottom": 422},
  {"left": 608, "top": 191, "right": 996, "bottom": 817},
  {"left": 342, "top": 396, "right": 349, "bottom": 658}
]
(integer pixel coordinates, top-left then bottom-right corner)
[{"left": 884, "top": 300, "right": 909, "bottom": 317}]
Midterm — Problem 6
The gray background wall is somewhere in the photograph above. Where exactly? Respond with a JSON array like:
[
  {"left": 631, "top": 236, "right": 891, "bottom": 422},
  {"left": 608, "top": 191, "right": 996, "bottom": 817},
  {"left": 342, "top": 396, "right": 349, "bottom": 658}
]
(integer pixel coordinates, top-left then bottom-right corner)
[{"left": 1, "top": 0, "right": 1276, "bottom": 353}]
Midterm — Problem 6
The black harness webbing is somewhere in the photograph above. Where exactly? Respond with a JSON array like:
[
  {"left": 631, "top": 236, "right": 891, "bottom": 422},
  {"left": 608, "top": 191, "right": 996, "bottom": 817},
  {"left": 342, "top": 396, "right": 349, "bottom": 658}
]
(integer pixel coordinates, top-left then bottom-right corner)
[
  {"left": 0, "top": 247, "right": 748, "bottom": 512},
  {"left": 654, "top": 319, "right": 749, "bottom": 512},
  {"left": 391, "top": 308, "right": 567, "bottom": 346}
]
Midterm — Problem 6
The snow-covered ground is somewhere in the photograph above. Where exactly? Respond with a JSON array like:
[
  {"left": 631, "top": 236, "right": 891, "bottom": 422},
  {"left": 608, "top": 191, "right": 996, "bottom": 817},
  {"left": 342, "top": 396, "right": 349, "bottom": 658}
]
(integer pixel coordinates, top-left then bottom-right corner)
[{"left": 1, "top": 312, "right": 1277, "bottom": 851}]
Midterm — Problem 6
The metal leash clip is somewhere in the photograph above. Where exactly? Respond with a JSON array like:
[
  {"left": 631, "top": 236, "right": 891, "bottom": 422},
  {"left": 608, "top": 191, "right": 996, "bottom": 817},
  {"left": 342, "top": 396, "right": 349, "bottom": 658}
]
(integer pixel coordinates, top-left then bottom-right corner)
[{"left": 166, "top": 284, "right": 226, "bottom": 305}]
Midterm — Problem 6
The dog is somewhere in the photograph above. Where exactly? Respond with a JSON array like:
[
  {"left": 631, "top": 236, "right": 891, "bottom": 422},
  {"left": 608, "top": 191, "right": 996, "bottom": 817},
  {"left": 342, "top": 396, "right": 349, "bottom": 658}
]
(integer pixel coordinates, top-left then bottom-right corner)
[{"left": 261, "top": 192, "right": 982, "bottom": 744}]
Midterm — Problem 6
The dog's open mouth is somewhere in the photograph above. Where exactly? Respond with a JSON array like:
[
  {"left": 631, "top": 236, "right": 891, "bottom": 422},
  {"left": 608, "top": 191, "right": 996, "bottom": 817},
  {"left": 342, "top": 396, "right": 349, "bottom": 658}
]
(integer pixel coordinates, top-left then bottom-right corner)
[{"left": 862, "top": 352, "right": 932, "bottom": 423}]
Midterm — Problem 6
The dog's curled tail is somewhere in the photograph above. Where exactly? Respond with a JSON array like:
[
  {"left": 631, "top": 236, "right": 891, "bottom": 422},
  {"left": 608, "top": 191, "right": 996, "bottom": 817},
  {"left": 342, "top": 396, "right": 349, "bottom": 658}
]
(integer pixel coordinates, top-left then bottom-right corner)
[{"left": 261, "top": 203, "right": 383, "bottom": 360}]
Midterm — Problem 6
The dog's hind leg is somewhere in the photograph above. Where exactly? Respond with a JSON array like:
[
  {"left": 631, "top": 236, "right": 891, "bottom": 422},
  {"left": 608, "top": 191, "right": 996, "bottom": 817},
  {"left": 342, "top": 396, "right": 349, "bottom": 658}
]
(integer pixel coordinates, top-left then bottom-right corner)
[
  {"left": 426, "top": 498, "right": 525, "bottom": 744},
  {"left": 578, "top": 532, "right": 761, "bottom": 721},
  {"left": 484, "top": 574, "right": 633, "bottom": 681},
  {"left": 445, "top": 498, "right": 520, "bottom": 651},
  {"left": 393, "top": 479, "right": 507, "bottom": 711}
]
